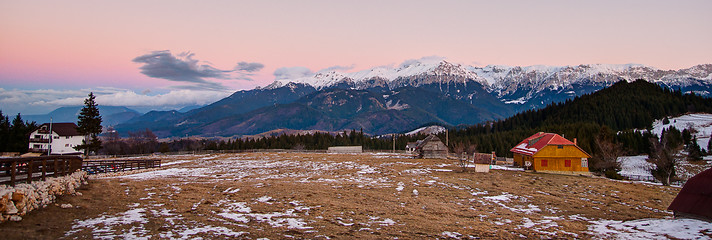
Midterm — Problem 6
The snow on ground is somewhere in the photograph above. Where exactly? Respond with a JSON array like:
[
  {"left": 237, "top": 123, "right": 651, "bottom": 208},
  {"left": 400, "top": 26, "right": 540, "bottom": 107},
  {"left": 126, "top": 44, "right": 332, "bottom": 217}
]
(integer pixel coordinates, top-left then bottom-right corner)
[
  {"left": 652, "top": 113, "right": 712, "bottom": 151},
  {"left": 405, "top": 125, "right": 446, "bottom": 136},
  {"left": 617, "top": 155, "right": 654, "bottom": 181},
  {"left": 67, "top": 152, "right": 693, "bottom": 238},
  {"left": 588, "top": 218, "right": 712, "bottom": 239}
]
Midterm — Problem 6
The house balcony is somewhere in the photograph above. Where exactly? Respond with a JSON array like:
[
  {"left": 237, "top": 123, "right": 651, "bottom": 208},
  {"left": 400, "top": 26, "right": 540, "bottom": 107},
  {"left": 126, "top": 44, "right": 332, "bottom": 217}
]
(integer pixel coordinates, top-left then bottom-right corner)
[
  {"left": 28, "top": 148, "right": 48, "bottom": 153},
  {"left": 29, "top": 138, "right": 50, "bottom": 143}
]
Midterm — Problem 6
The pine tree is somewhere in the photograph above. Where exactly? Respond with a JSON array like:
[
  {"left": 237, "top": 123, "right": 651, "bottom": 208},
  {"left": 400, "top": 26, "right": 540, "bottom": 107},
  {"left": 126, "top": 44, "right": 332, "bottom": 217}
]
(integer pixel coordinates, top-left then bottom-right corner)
[
  {"left": 75, "top": 92, "right": 103, "bottom": 155},
  {"left": 708, "top": 132, "right": 712, "bottom": 155},
  {"left": 686, "top": 136, "right": 703, "bottom": 161}
]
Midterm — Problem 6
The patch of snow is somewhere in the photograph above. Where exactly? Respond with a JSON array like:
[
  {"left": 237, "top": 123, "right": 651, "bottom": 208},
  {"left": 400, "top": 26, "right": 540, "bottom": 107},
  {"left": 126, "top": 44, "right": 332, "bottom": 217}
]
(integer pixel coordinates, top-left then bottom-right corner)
[
  {"left": 442, "top": 231, "right": 462, "bottom": 238},
  {"left": 257, "top": 196, "right": 273, "bottom": 203},
  {"left": 617, "top": 155, "right": 654, "bottom": 180},
  {"left": 652, "top": 113, "right": 712, "bottom": 151},
  {"left": 588, "top": 218, "right": 712, "bottom": 239},
  {"left": 405, "top": 125, "right": 446, "bottom": 136},
  {"left": 490, "top": 165, "right": 525, "bottom": 171},
  {"left": 395, "top": 182, "right": 404, "bottom": 191}
]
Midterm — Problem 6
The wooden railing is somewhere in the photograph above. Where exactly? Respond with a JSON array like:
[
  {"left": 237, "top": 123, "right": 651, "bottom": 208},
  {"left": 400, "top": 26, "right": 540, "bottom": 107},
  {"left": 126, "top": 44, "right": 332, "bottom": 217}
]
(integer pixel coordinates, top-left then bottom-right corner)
[
  {"left": 0, "top": 156, "right": 83, "bottom": 186},
  {"left": 81, "top": 159, "right": 161, "bottom": 174}
]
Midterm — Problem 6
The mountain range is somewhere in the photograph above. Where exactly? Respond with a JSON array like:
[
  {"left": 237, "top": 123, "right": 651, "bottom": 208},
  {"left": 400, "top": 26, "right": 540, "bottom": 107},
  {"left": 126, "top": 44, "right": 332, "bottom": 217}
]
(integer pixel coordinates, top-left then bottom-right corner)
[
  {"left": 114, "top": 60, "right": 712, "bottom": 138},
  {"left": 24, "top": 106, "right": 141, "bottom": 126}
]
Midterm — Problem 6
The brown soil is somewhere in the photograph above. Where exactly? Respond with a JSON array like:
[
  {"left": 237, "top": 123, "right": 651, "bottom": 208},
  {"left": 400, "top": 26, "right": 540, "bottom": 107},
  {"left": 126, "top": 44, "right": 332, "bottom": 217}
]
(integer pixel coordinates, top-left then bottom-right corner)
[{"left": 0, "top": 153, "right": 680, "bottom": 239}]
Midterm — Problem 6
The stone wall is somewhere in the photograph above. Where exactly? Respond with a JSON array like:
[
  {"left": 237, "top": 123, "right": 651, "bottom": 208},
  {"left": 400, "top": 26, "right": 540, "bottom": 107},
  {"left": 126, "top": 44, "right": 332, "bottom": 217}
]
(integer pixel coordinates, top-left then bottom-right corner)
[{"left": 0, "top": 171, "right": 87, "bottom": 222}]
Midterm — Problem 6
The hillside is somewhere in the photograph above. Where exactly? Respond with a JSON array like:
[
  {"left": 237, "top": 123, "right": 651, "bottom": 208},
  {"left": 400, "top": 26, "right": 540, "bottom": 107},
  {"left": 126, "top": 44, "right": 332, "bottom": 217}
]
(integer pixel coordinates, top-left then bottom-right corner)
[{"left": 448, "top": 80, "right": 712, "bottom": 158}]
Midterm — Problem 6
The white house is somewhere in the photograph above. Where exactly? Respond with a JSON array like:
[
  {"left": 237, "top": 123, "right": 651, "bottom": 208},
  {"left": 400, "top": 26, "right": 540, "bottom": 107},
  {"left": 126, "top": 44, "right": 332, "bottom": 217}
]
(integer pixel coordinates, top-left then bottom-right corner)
[{"left": 28, "top": 123, "right": 84, "bottom": 155}]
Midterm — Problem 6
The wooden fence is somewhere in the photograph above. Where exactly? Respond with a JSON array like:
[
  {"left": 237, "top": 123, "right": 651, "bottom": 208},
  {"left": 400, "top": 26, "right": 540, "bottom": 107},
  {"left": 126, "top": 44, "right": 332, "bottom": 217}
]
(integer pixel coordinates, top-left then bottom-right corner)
[
  {"left": 0, "top": 156, "right": 83, "bottom": 186},
  {"left": 81, "top": 159, "right": 161, "bottom": 174}
]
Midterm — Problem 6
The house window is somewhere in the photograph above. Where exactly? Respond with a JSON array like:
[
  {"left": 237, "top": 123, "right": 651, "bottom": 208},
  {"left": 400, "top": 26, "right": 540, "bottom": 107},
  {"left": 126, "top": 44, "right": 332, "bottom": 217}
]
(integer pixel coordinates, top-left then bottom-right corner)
[
  {"left": 565, "top": 160, "right": 571, "bottom": 167},
  {"left": 581, "top": 158, "right": 588, "bottom": 168},
  {"left": 65, "top": 144, "right": 70, "bottom": 147},
  {"left": 557, "top": 145, "right": 563, "bottom": 149},
  {"left": 54, "top": 136, "right": 59, "bottom": 139},
  {"left": 541, "top": 159, "right": 548, "bottom": 167},
  {"left": 66, "top": 136, "right": 70, "bottom": 139},
  {"left": 33, "top": 144, "right": 41, "bottom": 149}
]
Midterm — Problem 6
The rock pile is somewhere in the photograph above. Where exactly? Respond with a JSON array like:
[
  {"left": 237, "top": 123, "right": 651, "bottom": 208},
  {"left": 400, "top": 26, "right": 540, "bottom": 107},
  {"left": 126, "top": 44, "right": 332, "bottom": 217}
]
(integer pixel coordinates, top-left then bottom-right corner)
[{"left": 0, "top": 171, "right": 87, "bottom": 222}]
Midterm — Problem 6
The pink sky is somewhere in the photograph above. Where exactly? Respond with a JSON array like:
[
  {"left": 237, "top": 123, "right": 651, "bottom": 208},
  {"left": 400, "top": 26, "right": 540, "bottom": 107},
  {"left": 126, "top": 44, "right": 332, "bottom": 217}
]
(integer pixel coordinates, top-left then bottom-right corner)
[{"left": 1, "top": 0, "right": 711, "bottom": 114}]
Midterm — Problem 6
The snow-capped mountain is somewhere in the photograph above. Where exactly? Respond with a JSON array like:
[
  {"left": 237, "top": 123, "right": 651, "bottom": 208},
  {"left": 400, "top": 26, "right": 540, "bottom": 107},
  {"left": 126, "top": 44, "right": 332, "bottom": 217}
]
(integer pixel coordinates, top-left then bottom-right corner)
[
  {"left": 267, "top": 59, "right": 487, "bottom": 90},
  {"left": 116, "top": 58, "right": 712, "bottom": 138},
  {"left": 266, "top": 58, "right": 712, "bottom": 110}
]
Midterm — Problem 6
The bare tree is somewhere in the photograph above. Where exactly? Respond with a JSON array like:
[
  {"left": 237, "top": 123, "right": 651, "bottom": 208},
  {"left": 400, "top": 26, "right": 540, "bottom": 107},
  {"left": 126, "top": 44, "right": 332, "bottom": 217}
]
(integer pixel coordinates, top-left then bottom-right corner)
[
  {"left": 649, "top": 132, "right": 683, "bottom": 186},
  {"left": 292, "top": 143, "right": 306, "bottom": 151},
  {"left": 593, "top": 135, "right": 625, "bottom": 173},
  {"left": 452, "top": 142, "right": 468, "bottom": 172}
]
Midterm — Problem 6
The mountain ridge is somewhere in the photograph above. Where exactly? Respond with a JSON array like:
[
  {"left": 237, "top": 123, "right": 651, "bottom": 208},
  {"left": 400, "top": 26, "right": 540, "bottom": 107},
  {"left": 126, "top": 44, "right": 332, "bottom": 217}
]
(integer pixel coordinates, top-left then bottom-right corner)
[{"left": 114, "top": 60, "right": 712, "bottom": 138}]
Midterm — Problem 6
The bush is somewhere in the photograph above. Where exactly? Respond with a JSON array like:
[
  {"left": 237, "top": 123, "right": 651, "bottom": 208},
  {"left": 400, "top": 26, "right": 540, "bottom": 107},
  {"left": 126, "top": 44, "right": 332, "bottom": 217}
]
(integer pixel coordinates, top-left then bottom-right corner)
[{"left": 604, "top": 169, "right": 626, "bottom": 180}]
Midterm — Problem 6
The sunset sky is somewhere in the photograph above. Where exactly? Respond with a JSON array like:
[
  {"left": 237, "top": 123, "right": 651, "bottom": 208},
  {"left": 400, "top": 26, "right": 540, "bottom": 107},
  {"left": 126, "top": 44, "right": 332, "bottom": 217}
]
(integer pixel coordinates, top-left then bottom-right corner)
[{"left": 1, "top": 0, "right": 711, "bottom": 115}]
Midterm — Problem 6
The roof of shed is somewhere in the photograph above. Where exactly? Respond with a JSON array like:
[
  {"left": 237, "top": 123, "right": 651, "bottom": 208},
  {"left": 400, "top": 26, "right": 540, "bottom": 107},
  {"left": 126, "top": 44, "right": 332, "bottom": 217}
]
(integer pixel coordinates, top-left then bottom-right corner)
[{"left": 668, "top": 168, "right": 712, "bottom": 220}]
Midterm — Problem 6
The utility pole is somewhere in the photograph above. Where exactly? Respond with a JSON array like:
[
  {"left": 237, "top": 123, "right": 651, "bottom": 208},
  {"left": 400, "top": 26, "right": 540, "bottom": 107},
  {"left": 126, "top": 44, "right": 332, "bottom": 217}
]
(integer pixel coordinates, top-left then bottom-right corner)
[
  {"left": 48, "top": 117, "right": 53, "bottom": 155},
  {"left": 446, "top": 129, "right": 449, "bottom": 147},
  {"left": 392, "top": 134, "right": 396, "bottom": 153}
]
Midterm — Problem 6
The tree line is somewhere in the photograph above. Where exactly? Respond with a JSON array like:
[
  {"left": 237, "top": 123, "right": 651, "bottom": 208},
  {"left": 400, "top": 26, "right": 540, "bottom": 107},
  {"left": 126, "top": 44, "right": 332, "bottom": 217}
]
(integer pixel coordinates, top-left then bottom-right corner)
[{"left": 0, "top": 111, "right": 37, "bottom": 153}]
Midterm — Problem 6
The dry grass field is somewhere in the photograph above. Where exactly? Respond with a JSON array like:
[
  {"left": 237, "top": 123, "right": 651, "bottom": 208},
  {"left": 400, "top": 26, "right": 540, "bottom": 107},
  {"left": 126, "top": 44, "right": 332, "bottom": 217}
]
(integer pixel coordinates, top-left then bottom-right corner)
[{"left": 1, "top": 152, "right": 706, "bottom": 239}]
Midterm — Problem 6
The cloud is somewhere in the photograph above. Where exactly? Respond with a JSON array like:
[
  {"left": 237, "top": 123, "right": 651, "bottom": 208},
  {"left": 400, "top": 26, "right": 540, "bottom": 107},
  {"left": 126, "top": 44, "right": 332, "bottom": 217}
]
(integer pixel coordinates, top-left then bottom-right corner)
[
  {"left": 0, "top": 87, "right": 231, "bottom": 115},
  {"left": 132, "top": 50, "right": 264, "bottom": 89},
  {"left": 318, "top": 64, "right": 355, "bottom": 73},
  {"left": 235, "top": 62, "right": 264, "bottom": 72},
  {"left": 398, "top": 55, "right": 446, "bottom": 68},
  {"left": 273, "top": 66, "right": 314, "bottom": 80}
]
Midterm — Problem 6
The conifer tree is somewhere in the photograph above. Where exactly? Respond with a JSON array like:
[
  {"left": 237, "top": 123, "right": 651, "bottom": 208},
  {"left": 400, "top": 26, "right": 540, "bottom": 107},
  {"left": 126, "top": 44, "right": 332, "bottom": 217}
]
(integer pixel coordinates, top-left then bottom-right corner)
[
  {"left": 74, "top": 92, "right": 103, "bottom": 155},
  {"left": 708, "top": 132, "right": 712, "bottom": 155},
  {"left": 686, "top": 136, "right": 703, "bottom": 161}
]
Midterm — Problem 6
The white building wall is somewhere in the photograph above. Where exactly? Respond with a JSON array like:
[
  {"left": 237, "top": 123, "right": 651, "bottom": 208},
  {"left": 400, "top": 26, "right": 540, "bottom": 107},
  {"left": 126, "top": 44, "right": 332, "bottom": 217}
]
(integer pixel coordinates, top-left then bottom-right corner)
[
  {"left": 51, "top": 134, "right": 83, "bottom": 154},
  {"left": 28, "top": 129, "right": 83, "bottom": 155}
]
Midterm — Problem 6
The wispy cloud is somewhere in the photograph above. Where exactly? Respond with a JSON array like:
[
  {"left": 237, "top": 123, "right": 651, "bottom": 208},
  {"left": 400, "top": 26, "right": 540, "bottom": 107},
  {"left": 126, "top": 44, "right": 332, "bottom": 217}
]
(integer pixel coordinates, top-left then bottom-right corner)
[
  {"left": 132, "top": 50, "right": 264, "bottom": 89},
  {"left": 235, "top": 62, "right": 264, "bottom": 72},
  {"left": 318, "top": 64, "right": 355, "bottom": 73},
  {"left": 273, "top": 66, "right": 314, "bottom": 80}
]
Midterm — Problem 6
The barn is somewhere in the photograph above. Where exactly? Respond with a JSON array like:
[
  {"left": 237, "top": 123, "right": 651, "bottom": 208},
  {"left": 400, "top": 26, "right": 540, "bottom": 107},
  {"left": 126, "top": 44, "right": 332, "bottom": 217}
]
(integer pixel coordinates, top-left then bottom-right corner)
[
  {"left": 415, "top": 135, "right": 448, "bottom": 159},
  {"left": 667, "top": 168, "right": 712, "bottom": 222},
  {"left": 510, "top": 132, "right": 591, "bottom": 175}
]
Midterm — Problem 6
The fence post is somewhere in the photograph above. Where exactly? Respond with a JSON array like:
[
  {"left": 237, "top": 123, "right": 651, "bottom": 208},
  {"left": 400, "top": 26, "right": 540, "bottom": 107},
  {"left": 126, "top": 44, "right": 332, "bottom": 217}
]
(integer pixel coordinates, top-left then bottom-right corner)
[
  {"left": 27, "top": 159, "right": 33, "bottom": 184},
  {"left": 10, "top": 160, "right": 16, "bottom": 186},
  {"left": 42, "top": 158, "right": 47, "bottom": 181}
]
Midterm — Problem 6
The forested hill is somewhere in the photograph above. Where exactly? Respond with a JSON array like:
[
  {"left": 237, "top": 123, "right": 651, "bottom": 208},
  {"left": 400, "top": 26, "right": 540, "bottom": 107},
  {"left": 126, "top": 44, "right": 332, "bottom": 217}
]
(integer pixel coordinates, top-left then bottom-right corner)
[{"left": 449, "top": 80, "right": 712, "bottom": 158}]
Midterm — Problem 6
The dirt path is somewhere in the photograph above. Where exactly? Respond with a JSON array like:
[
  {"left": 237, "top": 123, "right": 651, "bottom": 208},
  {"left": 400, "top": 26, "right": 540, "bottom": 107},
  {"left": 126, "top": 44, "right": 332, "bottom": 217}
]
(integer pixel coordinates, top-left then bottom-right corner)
[{"left": 0, "top": 153, "right": 686, "bottom": 239}]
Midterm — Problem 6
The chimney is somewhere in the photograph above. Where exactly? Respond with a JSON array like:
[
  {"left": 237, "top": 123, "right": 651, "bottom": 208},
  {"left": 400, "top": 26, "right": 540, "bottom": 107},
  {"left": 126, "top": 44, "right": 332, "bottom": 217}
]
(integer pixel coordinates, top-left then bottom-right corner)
[{"left": 574, "top": 138, "right": 577, "bottom": 145}]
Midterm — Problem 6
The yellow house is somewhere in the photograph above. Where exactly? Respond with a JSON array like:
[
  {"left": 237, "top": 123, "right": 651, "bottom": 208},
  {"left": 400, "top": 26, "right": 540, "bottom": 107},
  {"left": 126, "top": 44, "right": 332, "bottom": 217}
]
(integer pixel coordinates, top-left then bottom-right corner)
[{"left": 510, "top": 132, "right": 591, "bottom": 175}]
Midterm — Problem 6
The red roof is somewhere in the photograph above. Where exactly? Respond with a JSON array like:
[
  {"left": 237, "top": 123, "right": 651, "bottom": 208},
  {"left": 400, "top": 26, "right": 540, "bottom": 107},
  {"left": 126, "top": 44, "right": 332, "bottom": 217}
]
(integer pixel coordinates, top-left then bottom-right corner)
[
  {"left": 668, "top": 168, "right": 712, "bottom": 220},
  {"left": 509, "top": 132, "right": 578, "bottom": 156}
]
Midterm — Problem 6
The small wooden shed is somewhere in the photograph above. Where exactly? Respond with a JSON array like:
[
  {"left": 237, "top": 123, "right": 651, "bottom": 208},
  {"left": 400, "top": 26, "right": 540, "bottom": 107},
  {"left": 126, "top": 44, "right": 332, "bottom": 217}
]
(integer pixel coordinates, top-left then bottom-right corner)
[
  {"left": 327, "top": 146, "right": 363, "bottom": 153},
  {"left": 415, "top": 135, "right": 448, "bottom": 159},
  {"left": 668, "top": 168, "right": 712, "bottom": 222}
]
